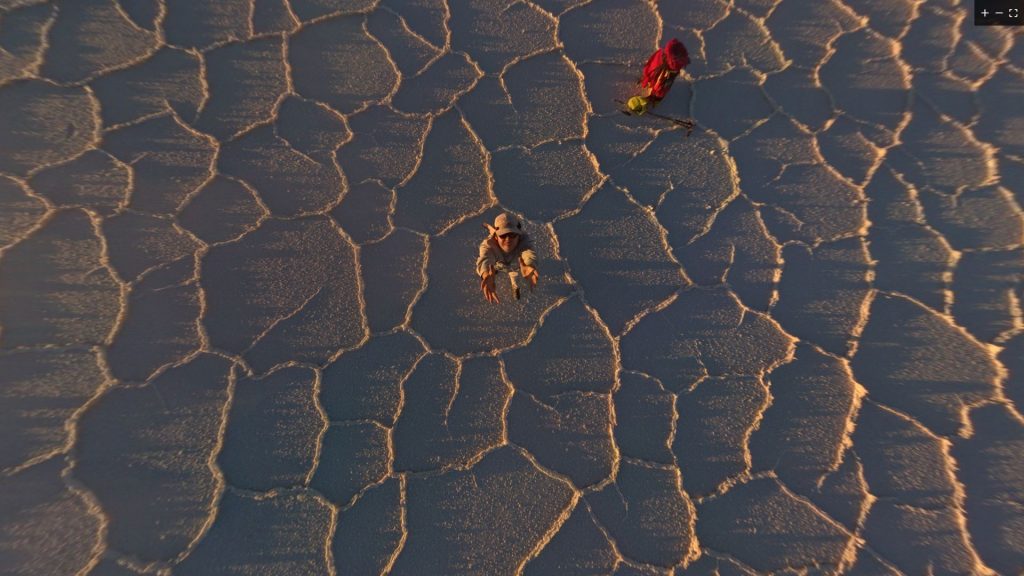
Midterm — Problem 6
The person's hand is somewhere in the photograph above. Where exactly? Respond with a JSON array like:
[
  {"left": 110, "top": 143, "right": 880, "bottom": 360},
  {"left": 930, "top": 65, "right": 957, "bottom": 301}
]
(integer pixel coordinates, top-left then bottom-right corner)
[
  {"left": 481, "top": 271, "right": 499, "bottom": 303},
  {"left": 520, "top": 258, "right": 539, "bottom": 291}
]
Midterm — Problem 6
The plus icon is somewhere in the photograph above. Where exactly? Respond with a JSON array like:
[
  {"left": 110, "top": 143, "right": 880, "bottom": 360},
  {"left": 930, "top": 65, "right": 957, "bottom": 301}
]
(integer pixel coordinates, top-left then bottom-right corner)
[{"left": 981, "top": 8, "right": 990, "bottom": 16}]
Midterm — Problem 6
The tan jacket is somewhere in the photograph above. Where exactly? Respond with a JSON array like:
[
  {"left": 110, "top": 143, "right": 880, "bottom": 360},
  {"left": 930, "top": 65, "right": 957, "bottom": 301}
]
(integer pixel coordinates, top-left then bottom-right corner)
[{"left": 476, "top": 235, "right": 537, "bottom": 277}]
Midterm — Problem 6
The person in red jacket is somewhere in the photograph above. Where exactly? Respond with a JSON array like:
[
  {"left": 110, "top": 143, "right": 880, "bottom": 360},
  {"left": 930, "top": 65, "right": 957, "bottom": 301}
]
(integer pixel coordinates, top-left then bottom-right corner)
[{"left": 627, "top": 38, "right": 690, "bottom": 115}]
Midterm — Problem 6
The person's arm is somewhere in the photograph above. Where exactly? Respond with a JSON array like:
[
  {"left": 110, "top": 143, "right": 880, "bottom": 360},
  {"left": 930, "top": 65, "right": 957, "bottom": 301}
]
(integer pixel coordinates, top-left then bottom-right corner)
[
  {"left": 517, "top": 238, "right": 539, "bottom": 289},
  {"left": 476, "top": 239, "right": 496, "bottom": 277},
  {"left": 477, "top": 239, "right": 500, "bottom": 303}
]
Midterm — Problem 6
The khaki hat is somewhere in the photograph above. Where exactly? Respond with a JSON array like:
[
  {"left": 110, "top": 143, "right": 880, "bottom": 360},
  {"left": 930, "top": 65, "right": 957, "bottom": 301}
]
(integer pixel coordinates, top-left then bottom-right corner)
[{"left": 492, "top": 213, "right": 521, "bottom": 236}]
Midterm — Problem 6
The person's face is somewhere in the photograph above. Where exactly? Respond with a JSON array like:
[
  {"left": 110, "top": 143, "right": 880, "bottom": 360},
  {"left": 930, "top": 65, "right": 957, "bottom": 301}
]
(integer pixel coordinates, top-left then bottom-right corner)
[{"left": 497, "top": 232, "right": 520, "bottom": 254}]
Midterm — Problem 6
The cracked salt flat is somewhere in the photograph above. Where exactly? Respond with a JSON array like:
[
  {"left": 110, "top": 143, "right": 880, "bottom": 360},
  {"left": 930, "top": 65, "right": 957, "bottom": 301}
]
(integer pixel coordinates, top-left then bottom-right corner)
[{"left": 0, "top": 0, "right": 1022, "bottom": 573}]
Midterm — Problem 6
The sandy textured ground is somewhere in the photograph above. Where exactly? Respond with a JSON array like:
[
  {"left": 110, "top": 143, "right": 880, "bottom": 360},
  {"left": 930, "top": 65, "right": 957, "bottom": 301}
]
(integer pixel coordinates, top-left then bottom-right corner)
[{"left": 1, "top": 0, "right": 1023, "bottom": 574}]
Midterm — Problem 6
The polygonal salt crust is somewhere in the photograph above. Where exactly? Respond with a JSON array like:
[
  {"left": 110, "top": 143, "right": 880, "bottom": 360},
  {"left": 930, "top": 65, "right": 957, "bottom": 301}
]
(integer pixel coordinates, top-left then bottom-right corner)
[
  {"left": 277, "top": 96, "right": 351, "bottom": 158},
  {"left": 102, "top": 212, "right": 197, "bottom": 281},
  {"left": 504, "top": 297, "right": 615, "bottom": 397},
  {"left": 89, "top": 47, "right": 203, "bottom": 128},
  {"left": 913, "top": 71, "right": 978, "bottom": 125},
  {"left": 953, "top": 248, "right": 1022, "bottom": 340},
  {"left": 0, "top": 3, "right": 53, "bottom": 83},
  {"left": 358, "top": 229, "right": 426, "bottom": 332},
  {"left": 290, "top": 0, "right": 378, "bottom": 21},
  {"left": 336, "top": 105, "right": 429, "bottom": 187},
  {"left": 865, "top": 167, "right": 953, "bottom": 311},
  {"left": 366, "top": 8, "right": 440, "bottom": 76},
  {"left": 460, "top": 54, "right": 587, "bottom": 149},
  {"left": 508, "top": 391, "right": 615, "bottom": 488},
  {"left": 0, "top": 176, "right": 45, "bottom": 246},
  {"left": 620, "top": 287, "right": 795, "bottom": 391},
  {"left": 332, "top": 180, "right": 393, "bottom": 245},
  {"left": 764, "top": 0, "right": 859, "bottom": 69},
  {"left": 28, "top": 150, "right": 128, "bottom": 215},
  {"left": 692, "top": 67, "right": 773, "bottom": 141},
  {"left": 378, "top": 0, "right": 449, "bottom": 49},
  {"left": 853, "top": 401, "right": 961, "bottom": 508},
  {"left": 218, "top": 124, "right": 342, "bottom": 217},
  {"left": 555, "top": 184, "right": 686, "bottom": 335},
  {"left": 614, "top": 372, "right": 676, "bottom": 465},
  {"left": 522, "top": 504, "right": 618, "bottom": 575},
  {"left": 749, "top": 344, "right": 857, "bottom": 491},
  {"left": 0, "top": 210, "right": 120, "bottom": 348},
  {"left": 118, "top": 0, "right": 161, "bottom": 31},
  {"left": 730, "top": 114, "right": 818, "bottom": 192},
  {"left": 862, "top": 496, "right": 986, "bottom": 574},
  {"left": 587, "top": 461, "right": 696, "bottom": 567},
  {"left": 0, "top": 348, "right": 103, "bottom": 469},
  {"left": 733, "top": 0, "right": 777, "bottom": 17},
  {"left": 178, "top": 176, "right": 266, "bottom": 245},
  {"left": 676, "top": 553, "right": 760, "bottom": 576},
  {"left": 559, "top": 0, "right": 659, "bottom": 65},
  {"left": 679, "top": 196, "right": 780, "bottom": 312},
  {"left": 585, "top": 113, "right": 659, "bottom": 170},
  {"left": 219, "top": 367, "right": 321, "bottom": 491},
  {"left": 809, "top": 452, "right": 872, "bottom": 533},
  {"left": 391, "top": 447, "right": 575, "bottom": 574},
  {"left": 695, "top": 477, "right": 851, "bottom": 572},
  {"left": 81, "top": 555, "right": 140, "bottom": 576},
  {"left": 195, "top": 36, "right": 288, "bottom": 140},
  {"left": 0, "top": 80, "right": 98, "bottom": 176},
  {"left": 901, "top": 5, "right": 959, "bottom": 73},
  {"left": 819, "top": 30, "right": 910, "bottom": 133},
  {"left": 949, "top": 39, "right": 998, "bottom": 84},
  {"left": 0, "top": 458, "right": 100, "bottom": 575},
  {"left": 977, "top": 68, "right": 1024, "bottom": 158},
  {"left": 952, "top": 404, "right": 1024, "bottom": 574},
  {"left": 898, "top": 100, "right": 993, "bottom": 195},
  {"left": 393, "top": 109, "right": 489, "bottom": 235},
  {"left": 103, "top": 115, "right": 216, "bottom": 215},
  {"left": 448, "top": 0, "right": 555, "bottom": 73},
  {"left": 253, "top": 0, "right": 299, "bottom": 35},
  {"left": 39, "top": 0, "right": 156, "bottom": 83},
  {"left": 762, "top": 66, "right": 834, "bottom": 132},
  {"left": 391, "top": 51, "right": 481, "bottom": 115},
  {"left": 701, "top": 10, "right": 785, "bottom": 75},
  {"left": 919, "top": 187, "right": 1023, "bottom": 251},
  {"left": 320, "top": 331, "right": 425, "bottom": 424},
  {"left": 773, "top": 239, "right": 872, "bottom": 355},
  {"left": 392, "top": 355, "right": 507, "bottom": 472},
  {"left": 609, "top": 129, "right": 730, "bottom": 211},
  {"left": 202, "top": 217, "right": 364, "bottom": 365},
  {"left": 673, "top": 375, "right": 768, "bottom": 495},
  {"left": 289, "top": 15, "right": 398, "bottom": 115},
  {"left": 843, "top": 0, "right": 916, "bottom": 40},
  {"left": 73, "top": 354, "right": 232, "bottom": 562},
  {"left": 175, "top": 490, "right": 333, "bottom": 574},
  {"left": 311, "top": 422, "right": 389, "bottom": 505},
  {"left": 753, "top": 163, "right": 867, "bottom": 244},
  {"left": 162, "top": 0, "right": 251, "bottom": 51},
  {"left": 816, "top": 114, "right": 884, "bottom": 186},
  {"left": 661, "top": 0, "right": 728, "bottom": 33},
  {"left": 999, "top": 333, "right": 1024, "bottom": 412},
  {"left": 106, "top": 258, "right": 201, "bottom": 383},
  {"left": 852, "top": 293, "right": 998, "bottom": 437},
  {"left": 333, "top": 478, "right": 404, "bottom": 574}
]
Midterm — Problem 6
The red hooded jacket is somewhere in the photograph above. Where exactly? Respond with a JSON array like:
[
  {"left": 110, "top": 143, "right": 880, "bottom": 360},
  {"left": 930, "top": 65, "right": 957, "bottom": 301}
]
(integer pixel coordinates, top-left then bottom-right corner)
[{"left": 640, "top": 38, "right": 690, "bottom": 101}]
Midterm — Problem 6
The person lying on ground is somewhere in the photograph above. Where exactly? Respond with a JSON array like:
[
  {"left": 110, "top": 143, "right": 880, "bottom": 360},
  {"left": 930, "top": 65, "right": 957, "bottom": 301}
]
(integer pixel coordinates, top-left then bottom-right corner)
[
  {"left": 627, "top": 38, "right": 690, "bottom": 115},
  {"left": 476, "top": 213, "right": 538, "bottom": 303}
]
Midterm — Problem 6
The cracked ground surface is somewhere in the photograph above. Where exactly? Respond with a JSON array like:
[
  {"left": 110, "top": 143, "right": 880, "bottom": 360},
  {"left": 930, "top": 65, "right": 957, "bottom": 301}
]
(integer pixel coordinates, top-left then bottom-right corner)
[{"left": 0, "top": 0, "right": 1022, "bottom": 574}]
